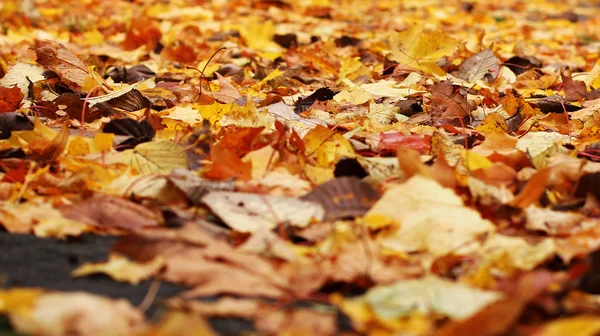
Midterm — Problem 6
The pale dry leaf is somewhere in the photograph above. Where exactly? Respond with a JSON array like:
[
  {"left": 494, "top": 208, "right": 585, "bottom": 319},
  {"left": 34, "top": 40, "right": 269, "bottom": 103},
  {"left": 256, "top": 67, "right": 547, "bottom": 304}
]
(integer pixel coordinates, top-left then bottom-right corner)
[
  {"left": 202, "top": 191, "right": 325, "bottom": 233},
  {"left": 0, "top": 202, "right": 87, "bottom": 237},
  {"left": 116, "top": 140, "right": 189, "bottom": 174},
  {"left": 364, "top": 275, "right": 502, "bottom": 320},
  {"left": 480, "top": 234, "right": 556, "bottom": 271},
  {"left": 162, "top": 105, "right": 203, "bottom": 126},
  {"left": 366, "top": 175, "right": 495, "bottom": 256},
  {"left": 456, "top": 49, "right": 500, "bottom": 83},
  {"left": 2, "top": 290, "right": 147, "bottom": 336},
  {"left": 524, "top": 206, "right": 585, "bottom": 235},
  {"left": 238, "top": 225, "right": 297, "bottom": 261},
  {"left": 85, "top": 82, "right": 141, "bottom": 107},
  {"left": 0, "top": 62, "right": 46, "bottom": 97}
]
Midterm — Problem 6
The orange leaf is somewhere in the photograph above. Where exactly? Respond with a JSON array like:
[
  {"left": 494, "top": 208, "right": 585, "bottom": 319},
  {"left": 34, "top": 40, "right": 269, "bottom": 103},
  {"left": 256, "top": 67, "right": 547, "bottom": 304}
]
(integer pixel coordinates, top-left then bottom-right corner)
[
  {"left": 509, "top": 167, "right": 551, "bottom": 208},
  {"left": 0, "top": 85, "right": 24, "bottom": 112}
]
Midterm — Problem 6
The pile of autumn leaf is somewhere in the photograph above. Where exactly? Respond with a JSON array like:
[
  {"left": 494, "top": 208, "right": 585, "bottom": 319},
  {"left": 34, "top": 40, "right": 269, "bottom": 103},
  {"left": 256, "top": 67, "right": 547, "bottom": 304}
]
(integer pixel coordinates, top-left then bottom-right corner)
[{"left": 4, "top": 0, "right": 600, "bottom": 335}]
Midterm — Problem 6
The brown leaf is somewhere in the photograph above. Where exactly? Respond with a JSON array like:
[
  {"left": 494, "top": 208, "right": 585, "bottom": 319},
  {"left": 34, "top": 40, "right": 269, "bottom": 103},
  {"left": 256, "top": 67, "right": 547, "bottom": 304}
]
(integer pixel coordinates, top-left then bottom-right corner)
[
  {"left": 430, "top": 80, "right": 469, "bottom": 126},
  {"left": 42, "top": 93, "right": 116, "bottom": 122},
  {"left": 561, "top": 71, "right": 587, "bottom": 102},
  {"left": 61, "top": 194, "right": 160, "bottom": 231},
  {"left": 113, "top": 223, "right": 289, "bottom": 298},
  {"left": 300, "top": 176, "right": 380, "bottom": 220},
  {"left": 0, "top": 85, "right": 24, "bottom": 112},
  {"left": 34, "top": 40, "right": 90, "bottom": 90}
]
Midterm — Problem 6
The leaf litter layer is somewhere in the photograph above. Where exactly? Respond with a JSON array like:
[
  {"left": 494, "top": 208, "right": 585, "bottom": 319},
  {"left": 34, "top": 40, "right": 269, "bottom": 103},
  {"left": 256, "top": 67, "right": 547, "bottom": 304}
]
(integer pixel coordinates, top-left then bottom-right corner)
[{"left": 3, "top": 0, "right": 600, "bottom": 335}]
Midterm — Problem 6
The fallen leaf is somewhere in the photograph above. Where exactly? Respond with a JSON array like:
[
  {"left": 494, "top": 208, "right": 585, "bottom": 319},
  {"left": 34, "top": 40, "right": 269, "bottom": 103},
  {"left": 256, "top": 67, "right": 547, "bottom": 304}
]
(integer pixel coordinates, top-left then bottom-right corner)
[
  {"left": 455, "top": 49, "right": 500, "bottom": 83},
  {"left": 113, "top": 223, "right": 289, "bottom": 298},
  {"left": 202, "top": 191, "right": 325, "bottom": 232},
  {"left": 389, "top": 24, "right": 459, "bottom": 76},
  {"left": 525, "top": 206, "right": 586, "bottom": 235},
  {"left": 364, "top": 275, "right": 502, "bottom": 320},
  {"left": 0, "top": 85, "right": 24, "bottom": 112},
  {"left": 0, "top": 62, "right": 46, "bottom": 97},
  {"left": 61, "top": 194, "right": 160, "bottom": 231},
  {"left": 532, "top": 316, "right": 600, "bottom": 336},
  {"left": 300, "top": 176, "right": 380, "bottom": 220},
  {"left": 366, "top": 175, "right": 495, "bottom": 256},
  {"left": 116, "top": 140, "right": 189, "bottom": 174},
  {"left": 0, "top": 289, "right": 147, "bottom": 336},
  {"left": 72, "top": 254, "right": 165, "bottom": 285},
  {"left": 34, "top": 40, "right": 93, "bottom": 90}
]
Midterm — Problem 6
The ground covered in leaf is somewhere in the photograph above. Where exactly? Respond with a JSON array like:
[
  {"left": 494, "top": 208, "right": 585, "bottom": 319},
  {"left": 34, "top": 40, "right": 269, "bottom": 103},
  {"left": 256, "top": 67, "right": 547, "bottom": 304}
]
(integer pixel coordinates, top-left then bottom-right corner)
[{"left": 3, "top": 0, "right": 600, "bottom": 335}]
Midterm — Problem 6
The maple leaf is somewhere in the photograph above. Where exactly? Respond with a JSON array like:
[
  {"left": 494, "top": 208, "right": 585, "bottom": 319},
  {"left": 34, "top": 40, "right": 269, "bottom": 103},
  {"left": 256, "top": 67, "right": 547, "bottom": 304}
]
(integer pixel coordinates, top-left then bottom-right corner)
[
  {"left": 389, "top": 24, "right": 459, "bottom": 76},
  {"left": 429, "top": 80, "right": 470, "bottom": 126},
  {"left": 0, "top": 85, "right": 24, "bottom": 112}
]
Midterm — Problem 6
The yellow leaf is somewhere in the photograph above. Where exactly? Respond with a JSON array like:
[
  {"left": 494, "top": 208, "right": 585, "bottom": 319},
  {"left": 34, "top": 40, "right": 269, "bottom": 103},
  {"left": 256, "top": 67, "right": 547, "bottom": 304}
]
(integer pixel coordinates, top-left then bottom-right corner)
[
  {"left": 258, "top": 68, "right": 283, "bottom": 86},
  {"left": 389, "top": 24, "right": 459, "bottom": 76},
  {"left": 145, "top": 312, "right": 216, "bottom": 336},
  {"left": 303, "top": 125, "right": 356, "bottom": 167},
  {"left": 463, "top": 150, "right": 493, "bottom": 171},
  {"left": 533, "top": 316, "right": 600, "bottom": 336},
  {"left": 585, "top": 59, "right": 600, "bottom": 88},
  {"left": 72, "top": 254, "right": 165, "bottom": 285},
  {"left": 367, "top": 175, "right": 495, "bottom": 256},
  {"left": 92, "top": 133, "right": 115, "bottom": 153},
  {"left": 9, "top": 116, "right": 57, "bottom": 148},
  {"left": 67, "top": 136, "right": 91, "bottom": 156},
  {"left": 334, "top": 88, "right": 372, "bottom": 105},
  {"left": 194, "top": 102, "right": 229, "bottom": 125},
  {"left": 33, "top": 217, "right": 88, "bottom": 239},
  {"left": 338, "top": 57, "right": 370, "bottom": 83},
  {"left": 163, "top": 105, "right": 203, "bottom": 126},
  {"left": 475, "top": 113, "right": 509, "bottom": 133},
  {"left": 219, "top": 97, "right": 273, "bottom": 129},
  {"left": 239, "top": 20, "right": 281, "bottom": 52},
  {"left": 0, "top": 288, "right": 44, "bottom": 315}
]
